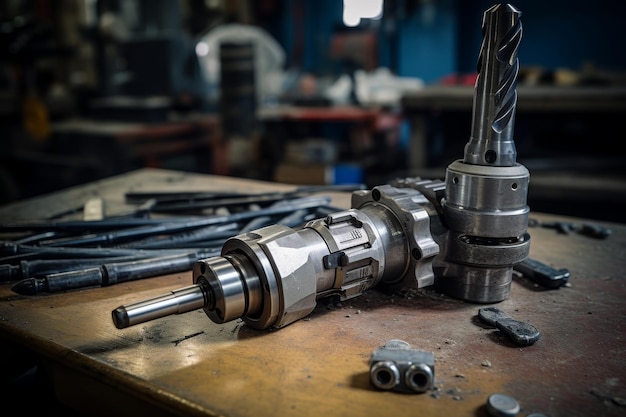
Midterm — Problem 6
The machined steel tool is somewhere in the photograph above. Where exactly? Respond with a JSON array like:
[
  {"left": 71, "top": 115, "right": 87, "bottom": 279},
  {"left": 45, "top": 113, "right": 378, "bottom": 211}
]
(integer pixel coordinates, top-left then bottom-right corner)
[
  {"left": 112, "top": 3, "right": 531, "bottom": 331},
  {"left": 437, "top": 3, "right": 529, "bottom": 302}
]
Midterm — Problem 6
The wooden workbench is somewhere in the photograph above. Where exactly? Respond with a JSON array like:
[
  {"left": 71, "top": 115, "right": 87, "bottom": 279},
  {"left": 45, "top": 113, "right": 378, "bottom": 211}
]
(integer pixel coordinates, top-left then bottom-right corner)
[{"left": 0, "top": 168, "right": 624, "bottom": 417}]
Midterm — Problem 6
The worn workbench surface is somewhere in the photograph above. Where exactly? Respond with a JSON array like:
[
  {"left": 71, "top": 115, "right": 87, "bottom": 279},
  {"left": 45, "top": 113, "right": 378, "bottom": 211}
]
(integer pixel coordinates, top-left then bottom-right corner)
[{"left": 0, "top": 168, "right": 624, "bottom": 417}]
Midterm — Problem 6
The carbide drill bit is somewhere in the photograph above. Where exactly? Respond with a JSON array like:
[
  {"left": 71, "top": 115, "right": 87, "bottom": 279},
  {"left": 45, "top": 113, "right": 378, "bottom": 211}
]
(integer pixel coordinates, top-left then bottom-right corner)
[{"left": 465, "top": 3, "right": 522, "bottom": 167}]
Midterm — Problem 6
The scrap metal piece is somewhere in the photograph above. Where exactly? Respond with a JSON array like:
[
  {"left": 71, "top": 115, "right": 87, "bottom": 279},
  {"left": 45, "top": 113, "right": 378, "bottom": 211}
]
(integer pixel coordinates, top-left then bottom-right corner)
[
  {"left": 83, "top": 198, "right": 104, "bottom": 221},
  {"left": 486, "top": 393, "right": 521, "bottom": 417},
  {"left": 369, "top": 340, "right": 435, "bottom": 394},
  {"left": 579, "top": 223, "right": 612, "bottom": 239},
  {"left": 513, "top": 258, "right": 570, "bottom": 289},
  {"left": 478, "top": 306, "right": 540, "bottom": 346},
  {"left": 529, "top": 218, "right": 612, "bottom": 239}
]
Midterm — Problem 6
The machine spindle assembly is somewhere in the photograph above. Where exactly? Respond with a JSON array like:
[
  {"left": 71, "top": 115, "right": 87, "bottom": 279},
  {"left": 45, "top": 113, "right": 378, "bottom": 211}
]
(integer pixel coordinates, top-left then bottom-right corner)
[{"left": 112, "top": 3, "right": 531, "bottom": 331}]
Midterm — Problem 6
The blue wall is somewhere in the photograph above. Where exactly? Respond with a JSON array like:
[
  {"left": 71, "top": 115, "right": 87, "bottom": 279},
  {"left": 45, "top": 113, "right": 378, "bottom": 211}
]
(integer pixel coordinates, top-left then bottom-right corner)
[
  {"left": 268, "top": 0, "right": 459, "bottom": 82},
  {"left": 268, "top": 0, "right": 626, "bottom": 83},
  {"left": 396, "top": 0, "right": 457, "bottom": 83},
  {"left": 457, "top": 0, "right": 626, "bottom": 74}
]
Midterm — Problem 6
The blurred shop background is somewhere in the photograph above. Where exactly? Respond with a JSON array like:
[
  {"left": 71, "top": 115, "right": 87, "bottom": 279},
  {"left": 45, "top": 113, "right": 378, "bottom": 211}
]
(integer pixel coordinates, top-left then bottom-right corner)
[{"left": 0, "top": 0, "right": 625, "bottom": 222}]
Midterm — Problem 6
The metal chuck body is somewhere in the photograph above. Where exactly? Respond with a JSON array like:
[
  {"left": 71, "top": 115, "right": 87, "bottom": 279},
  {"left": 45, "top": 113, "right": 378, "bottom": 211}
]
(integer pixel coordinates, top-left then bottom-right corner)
[{"left": 438, "top": 161, "right": 530, "bottom": 303}]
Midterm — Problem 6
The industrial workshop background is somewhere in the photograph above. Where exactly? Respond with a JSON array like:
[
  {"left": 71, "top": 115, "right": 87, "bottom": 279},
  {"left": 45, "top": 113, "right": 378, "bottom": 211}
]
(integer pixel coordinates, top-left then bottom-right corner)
[{"left": 1, "top": 0, "right": 625, "bottom": 222}]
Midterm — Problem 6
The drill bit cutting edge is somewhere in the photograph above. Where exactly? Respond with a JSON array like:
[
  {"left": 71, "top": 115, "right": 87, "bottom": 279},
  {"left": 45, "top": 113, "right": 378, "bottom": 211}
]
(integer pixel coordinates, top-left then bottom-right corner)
[
  {"left": 112, "top": 3, "right": 531, "bottom": 331},
  {"left": 467, "top": 3, "right": 522, "bottom": 167}
]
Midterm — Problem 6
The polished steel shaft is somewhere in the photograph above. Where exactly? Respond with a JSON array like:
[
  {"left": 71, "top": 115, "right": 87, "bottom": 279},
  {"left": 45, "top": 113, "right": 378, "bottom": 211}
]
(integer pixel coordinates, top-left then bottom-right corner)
[{"left": 112, "top": 284, "right": 208, "bottom": 329}]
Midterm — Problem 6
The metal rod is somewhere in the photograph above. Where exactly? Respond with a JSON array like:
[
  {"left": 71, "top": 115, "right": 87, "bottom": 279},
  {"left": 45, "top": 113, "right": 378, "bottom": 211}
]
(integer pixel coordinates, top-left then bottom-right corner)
[
  {"left": 11, "top": 249, "right": 219, "bottom": 295},
  {"left": 112, "top": 284, "right": 208, "bottom": 329}
]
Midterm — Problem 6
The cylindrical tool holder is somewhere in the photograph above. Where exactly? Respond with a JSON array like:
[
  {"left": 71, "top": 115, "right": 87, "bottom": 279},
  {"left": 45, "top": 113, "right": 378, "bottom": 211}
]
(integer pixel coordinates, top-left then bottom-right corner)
[{"left": 438, "top": 161, "right": 530, "bottom": 303}]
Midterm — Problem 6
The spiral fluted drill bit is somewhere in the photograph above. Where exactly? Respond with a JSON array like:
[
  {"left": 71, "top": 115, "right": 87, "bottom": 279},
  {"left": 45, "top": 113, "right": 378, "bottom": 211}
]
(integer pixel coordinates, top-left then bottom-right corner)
[
  {"left": 466, "top": 3, "right": 522, "bottom": 167},
  {"left": 437, "top": 3, "right": 530, "bottom": 303}
]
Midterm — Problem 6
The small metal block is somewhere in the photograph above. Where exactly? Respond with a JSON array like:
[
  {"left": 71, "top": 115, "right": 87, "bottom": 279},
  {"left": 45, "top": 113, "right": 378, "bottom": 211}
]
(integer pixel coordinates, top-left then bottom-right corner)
[{"left": 369, "top": 339, "right": 434, "bottom": 394}]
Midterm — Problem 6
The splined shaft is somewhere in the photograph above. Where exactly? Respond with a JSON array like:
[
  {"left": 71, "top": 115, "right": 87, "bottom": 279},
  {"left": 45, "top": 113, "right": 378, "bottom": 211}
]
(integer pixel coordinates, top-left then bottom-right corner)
[{"left": 465, "top": 3, "right": 522, "bottom": 167}]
